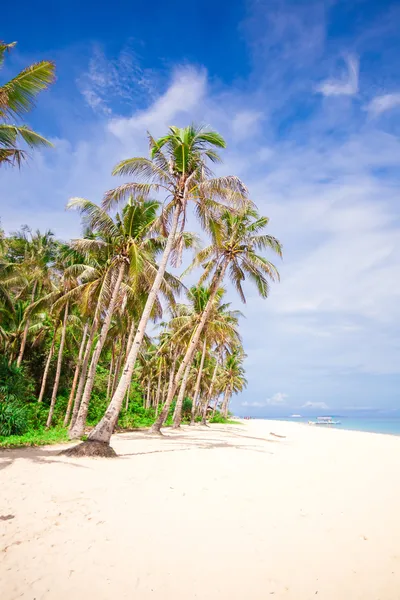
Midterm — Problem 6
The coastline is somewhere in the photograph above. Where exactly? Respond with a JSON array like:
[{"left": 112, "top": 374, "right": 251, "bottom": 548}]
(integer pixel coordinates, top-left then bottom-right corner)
[{"left": 2, "top": 419, "right": 400, "bottom": 599}]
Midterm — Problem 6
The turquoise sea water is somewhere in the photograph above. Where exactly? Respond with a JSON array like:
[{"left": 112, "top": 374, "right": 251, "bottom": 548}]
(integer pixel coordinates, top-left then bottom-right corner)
[{"left": 268, "top": 417, "right": 400, "bottom": 436}]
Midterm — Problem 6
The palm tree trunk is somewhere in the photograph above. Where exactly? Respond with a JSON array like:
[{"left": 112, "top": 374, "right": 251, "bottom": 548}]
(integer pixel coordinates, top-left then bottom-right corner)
[
  {"left": 202, "top": 358, "right": 219, "bottom": 424},
  {"left": 212, "top": 395, "right": 220, "bottom": 417},
  {"left": 63, "top": 322, "right": 89, "bottom": 426},
  {"left": 155, "top": 365, "right": 162, "bottom": 415},
  {"left": 38, "top": 331, "right": 57, "bottom": 403},
  {"left": 125, "top": 382, "right": 131, "bottom": 411},
  {"left": 111, "top": 341, "right": 124, "bottom": 396},
  {"left": 190, "top": 337, "right": 207, "bottom": 425},
  {"left": 106, "top": 344, "right": 115, "bottom": 401},
  {"left": 46, "top": 301, "right": 69, "bottom": 428},
  {"left": 145, "top": 375, "right": 151, "bottom": 409},
  {"left": 69, "top": 262, "right": 126, "bottom": 439},
  {"left": 69, "top": 319, "right": 97, "bottom": 430},
  {"left": 172, "top": 360, "right": 193, "bottom": 428},
  {"left": 151, "top": 260, "right": 228, "bottom": 433},
  {"left": 17, "top": 281, "right": 37, "bottom": 367},
  {"left": 221, "top": 385, "right": 231, "bottom": 418},
  {"left": 87, "top": 203, "right": 182, "bottom": 445}
]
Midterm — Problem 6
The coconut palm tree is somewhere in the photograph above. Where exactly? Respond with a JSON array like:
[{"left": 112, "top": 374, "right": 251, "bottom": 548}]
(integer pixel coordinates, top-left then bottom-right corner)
[
  {"left": 66, "top": 197, "right": 177, "bottom": 439},
  {"left": 219, "top": 347, "right": 247, "bottom": 418},
  {"left": 168, "top": 286, "right": 242, "bottom": 428},
  {"left": 0, "top": 41, "right": 55, "bottom": 167},
  {"left": 151, "top": 206, "right": 282, "bottom": 433},
  {"left": 76, "top": 125, "right": 248, "bottom": 453}
]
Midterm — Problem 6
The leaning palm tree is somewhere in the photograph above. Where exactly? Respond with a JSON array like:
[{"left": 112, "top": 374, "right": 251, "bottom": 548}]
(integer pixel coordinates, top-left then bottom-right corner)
[
  {"left": 151, "top": 206, "right": 282, "bottom": 433},
  {"left": 66, "top": 125, "right": 248, "bottom": 455},
  {"left": 66, "top": 197, "right": 177, "bottom": 439},
  {"left": 0, "top": 41, "right": 55, "bottom": 167}
]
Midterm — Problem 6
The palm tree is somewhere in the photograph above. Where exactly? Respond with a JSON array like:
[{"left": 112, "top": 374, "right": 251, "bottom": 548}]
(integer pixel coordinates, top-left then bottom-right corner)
[
  {"left": 67, "top": 197, "right": 172, "bottom": 439},
  {"left": 4, "top": 228, "right": 58, "bottom": 366},
  {"left": 168, "top": 286, "right": 241, "bottom": 428},
  {"left": 74, "top": 125, "right": 248, "bottom": 454},
  {"left": 151, "top": 206, "right": 282, "bottom": 433},
  {"left": 0, "top": 41, "right": 55, "bottom": 167},
  {"left": 219, "top": 348, "right": 247, "bottom": 418}
]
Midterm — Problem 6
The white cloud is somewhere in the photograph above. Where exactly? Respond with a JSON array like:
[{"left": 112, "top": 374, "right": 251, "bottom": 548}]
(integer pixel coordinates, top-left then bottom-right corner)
[
  {"left": 316, "top": 55, "right": 359, "bottom": 97},
  {"left": 366, "top": 93, "right": 400, "bottom": 117},
  {"left": 241, "top": 392, "right": 288, "bottom": 407},
  {"left": 231, "top": 110, "right": 263, "bottom": 140},
  {"left": 108, "top": 67, "right": 206, "bottom": 140},
  {"left": 78, "top": 44, "right": 156, "bottom": 115},
  {"left": 302, "top": 401, "right": 329, "bottom": 409}
]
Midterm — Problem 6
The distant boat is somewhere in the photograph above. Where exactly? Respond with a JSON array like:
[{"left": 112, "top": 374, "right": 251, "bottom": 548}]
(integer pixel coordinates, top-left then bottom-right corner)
[
  {"left": 290, "top": 414, "right": 302, "bottom": 418},
  {"left": 309, "top": 416, "right": 341, "bottom": 425}
]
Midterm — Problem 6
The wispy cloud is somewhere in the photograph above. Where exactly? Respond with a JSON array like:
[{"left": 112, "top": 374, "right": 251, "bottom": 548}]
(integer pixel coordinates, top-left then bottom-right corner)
[
  {"left": 108, "top": 67, "right": 206, "bottom": 140},
  {"left": 232, "top": 110, "right": 263, "bottom": 140},
  {"left": 78, "top": 44, "right": 156, "bottom": 115},
  {"left": 302, "top": 401, "right": 329, "bottom": 409},
  {"left": 242, "top": 392, "right": 288, "bottom": 407},
  {"left": 316, "top": 55, "right": 359, "bottom": 97},
  {"left": 366, "top": 93, "right": 400, "bottom": 116}
]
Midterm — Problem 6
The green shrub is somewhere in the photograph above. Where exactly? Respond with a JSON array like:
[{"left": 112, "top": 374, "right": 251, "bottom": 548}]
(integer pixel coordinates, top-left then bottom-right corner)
[{"left": 0, "top": 401, "right": 29, "bottom": 436}]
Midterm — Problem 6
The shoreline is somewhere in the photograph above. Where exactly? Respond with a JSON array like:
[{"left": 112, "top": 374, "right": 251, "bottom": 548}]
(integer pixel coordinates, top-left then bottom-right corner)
[{"left": 2, "top": 419, "right": 400, "bottom": 599}]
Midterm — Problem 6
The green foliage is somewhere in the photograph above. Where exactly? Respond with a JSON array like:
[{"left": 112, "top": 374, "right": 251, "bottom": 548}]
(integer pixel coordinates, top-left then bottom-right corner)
[
  {"left": 0, "top": 401, "right": 28, "bottom": 435},
  {"left": 0, "top": 426, "right": 68, "bottom": 448},
  {"left": 117, "top": 400, "right": 155, "bottom": 429},
  {"left": 208, "top": 412, "right": 239, "bottom": 424},
  {"left": 0, "top": 358, "right": 35, "bottom": 402}
]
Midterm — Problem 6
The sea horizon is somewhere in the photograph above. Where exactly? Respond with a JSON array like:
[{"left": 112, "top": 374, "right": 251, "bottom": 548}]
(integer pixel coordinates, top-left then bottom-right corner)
[{"left": 256, "top": 416, "right": 400, "bottom": 436}]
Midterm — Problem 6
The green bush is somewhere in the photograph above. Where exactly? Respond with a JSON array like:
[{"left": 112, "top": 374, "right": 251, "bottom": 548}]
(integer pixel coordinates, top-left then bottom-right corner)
[{"left": 0, "top": 401, "right": 29, "bottom": 436}]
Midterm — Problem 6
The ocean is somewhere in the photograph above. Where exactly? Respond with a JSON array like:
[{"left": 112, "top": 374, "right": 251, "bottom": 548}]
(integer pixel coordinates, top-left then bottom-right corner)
[{"left": 267, "top": 417, "right": 400, "bottom": 436}]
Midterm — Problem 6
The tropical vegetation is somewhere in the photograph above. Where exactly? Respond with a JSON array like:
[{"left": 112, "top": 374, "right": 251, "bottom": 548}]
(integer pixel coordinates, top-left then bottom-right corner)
[
  {"left": 0, "top": 41, "right": 55, "bottom": 167},
  {"left": 0, "top": 123, "right": 282, "bottom": 455}
]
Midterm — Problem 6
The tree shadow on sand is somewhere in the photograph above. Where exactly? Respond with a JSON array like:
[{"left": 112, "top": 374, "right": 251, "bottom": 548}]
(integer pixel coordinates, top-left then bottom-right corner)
[{"left": 0, "top": 445, "right": 91, "bottom": 471}]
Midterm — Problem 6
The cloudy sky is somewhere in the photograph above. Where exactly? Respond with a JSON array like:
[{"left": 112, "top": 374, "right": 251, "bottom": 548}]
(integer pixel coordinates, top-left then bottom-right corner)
[{"left": 2, "top": 0, "right": 400, "bottom": 416}]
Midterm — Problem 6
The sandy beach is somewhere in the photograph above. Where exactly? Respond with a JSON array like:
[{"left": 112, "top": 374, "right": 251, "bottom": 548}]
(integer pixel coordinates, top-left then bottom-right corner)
[{"left": 2, "top": 419, "right": 400, "bottom": 599}]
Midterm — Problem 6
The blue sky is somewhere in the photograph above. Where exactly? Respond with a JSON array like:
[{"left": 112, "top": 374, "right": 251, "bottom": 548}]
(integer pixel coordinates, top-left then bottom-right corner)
[{"left": 2, "top": 0, "right": 400, "bottom": 416}]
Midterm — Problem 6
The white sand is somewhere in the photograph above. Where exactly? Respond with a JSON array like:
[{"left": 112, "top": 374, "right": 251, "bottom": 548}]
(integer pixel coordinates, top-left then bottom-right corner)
[{"left": 1, "top": 419, "right": 400, "bottom": 599}]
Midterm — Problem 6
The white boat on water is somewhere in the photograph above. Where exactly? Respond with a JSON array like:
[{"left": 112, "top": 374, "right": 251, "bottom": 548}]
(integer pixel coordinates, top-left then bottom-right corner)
[{"left": 308, "top": 416, "right": 341, "bottom": 425}]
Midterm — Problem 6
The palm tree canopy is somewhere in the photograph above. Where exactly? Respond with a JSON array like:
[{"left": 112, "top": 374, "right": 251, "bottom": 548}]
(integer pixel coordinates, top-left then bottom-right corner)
[
  {"left": 191, "top": 206, "right": 282, "bottom": 303},
  {"left": 0, "top": 41, "right": 55, "bottom": 167}
]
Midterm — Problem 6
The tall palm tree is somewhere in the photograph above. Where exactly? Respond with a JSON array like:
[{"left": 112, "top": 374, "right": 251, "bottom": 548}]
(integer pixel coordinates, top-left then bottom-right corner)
[
  {"left": 0, "top": 41, "right": 55, "bottom": 167},
  {"left": 219, "top": 348, "right": 247, "bottom": 418},
  {"left": 77, "top": 125, "right": 247, "bottom": 453},
  {"left": 151, "top": 206, "right": 282, "bottom": 433},
  {"left": 168, "top": 286, "right": 241, "bottom": 428},
  {"left": 67, "top": 197, "right": 173, "bottom": 439}
]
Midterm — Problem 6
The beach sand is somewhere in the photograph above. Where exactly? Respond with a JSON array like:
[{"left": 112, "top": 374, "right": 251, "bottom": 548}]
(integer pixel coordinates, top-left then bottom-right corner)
[{"left": 1, "top": 419, "right": 400, "bottom": 599}]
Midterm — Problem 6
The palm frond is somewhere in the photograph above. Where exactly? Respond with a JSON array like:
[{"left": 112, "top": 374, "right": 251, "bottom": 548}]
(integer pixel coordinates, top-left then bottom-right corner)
[{"left": 1, "top": 60, "right": 55, "bottom": 118}]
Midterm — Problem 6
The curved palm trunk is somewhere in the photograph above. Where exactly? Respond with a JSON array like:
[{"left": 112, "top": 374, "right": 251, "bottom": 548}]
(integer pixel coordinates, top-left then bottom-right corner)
[
  {"left": 46, "top": 301, "right": 69, "bottom": 428},
  {"left": 87, "top": 203, "right": 182, "bottom": 444},
  {"left": 106, "top": 344, "right": 115, "bottom": 401},
  {"left": 190, "top": 337, "right": 207, "bottom": 425},
  {"left": 221, "top": 385, "right": 231, "bottom": 419},
  {"left": 17, "top": 281, "right": 37, "bottom": 367},
  {"left": 38, "top": 331, "right": 57, "bottom": 403},
  {"left": 172, "top": 360, "right": 193, "bottom": 428},
  {"left": 69, "top": 262, "right": 126, "bottom": 439},
  {"left": 69, "top": 319, "right": 97, "bottom": 430},
  {"left": 63, "top": 322, "right": 89, "bottom": 426},
  {"left": 151, "top": 260, "right": 228, "bottom": 433},
  {"left": 202, "top": 358, "right": 219, "bottom": 424}
]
